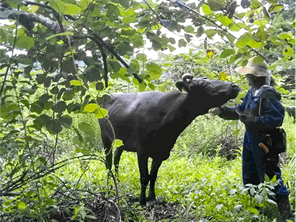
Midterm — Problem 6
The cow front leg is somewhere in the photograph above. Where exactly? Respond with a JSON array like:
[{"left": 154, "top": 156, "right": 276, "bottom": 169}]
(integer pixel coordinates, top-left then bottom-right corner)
[
  {"left": 114, "top": 148, "right": 123, "bottom": 175},
  {"left": 147, "top": 159, "right": 162, "bottom": 202},
  {"left": 103, "top": 139, "right": 113, "bottom": 170},
  {"left": 137, "top": 152, "right": 149, "bottom": 205}
]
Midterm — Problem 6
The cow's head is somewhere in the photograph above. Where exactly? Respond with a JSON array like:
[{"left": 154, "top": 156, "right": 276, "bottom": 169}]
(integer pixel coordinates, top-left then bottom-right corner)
[{"left": 176, "top": 73, "right": 241, "bottom": 107}]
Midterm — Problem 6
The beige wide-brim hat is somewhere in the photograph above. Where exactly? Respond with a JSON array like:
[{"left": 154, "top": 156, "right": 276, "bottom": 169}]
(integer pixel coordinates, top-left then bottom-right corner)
[{"left": 236, "top": 58, "right": 268, "bottom": 77}]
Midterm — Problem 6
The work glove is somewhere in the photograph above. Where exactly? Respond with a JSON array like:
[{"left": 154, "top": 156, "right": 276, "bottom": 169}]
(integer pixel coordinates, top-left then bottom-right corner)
[{"left": 240, "top": 114, "right": 255, "bottom": 127}]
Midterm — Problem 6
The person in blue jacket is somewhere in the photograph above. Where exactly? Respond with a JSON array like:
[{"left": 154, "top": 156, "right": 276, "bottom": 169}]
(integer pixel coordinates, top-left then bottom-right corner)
[{"left": 210, "top": 58, "right": 293, "bottom": 221}]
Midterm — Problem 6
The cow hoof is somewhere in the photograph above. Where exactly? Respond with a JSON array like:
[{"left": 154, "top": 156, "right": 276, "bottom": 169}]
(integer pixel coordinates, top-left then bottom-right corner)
[
  {"left": 139, "top": 197, "right": 147, "bottom": 206},
  {"left": 147, "top": 195, "right": 156, "bottom": 202}
]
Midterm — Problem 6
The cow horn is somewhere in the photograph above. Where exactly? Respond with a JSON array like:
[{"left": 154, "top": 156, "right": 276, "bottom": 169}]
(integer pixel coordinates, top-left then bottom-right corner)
[{"left": 182, "top": 73, "right": 193, "bottom": 82}]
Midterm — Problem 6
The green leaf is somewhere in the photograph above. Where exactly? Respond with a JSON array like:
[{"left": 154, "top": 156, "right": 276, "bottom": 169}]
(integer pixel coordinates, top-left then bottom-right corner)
[
  {"left": 204, "top": 30, "right": 216, "bottom": 39},
  {"left": 130, "top": 59, "right": 140, "bottom": 72},
  {"left": 30, "top": 102, "right": 44, "bottom": 114},
  {"left": 252, "top": 56, "right": 264, "bottom": 65},
  {"left": 225, "top": 34, "right": 235, "bottom": 44},
  {"left": 250, "top": 0, "right": 261, "bottom": 9},
  {"left": 47, "top": 119, "right": 62, "bottom": 134},
  {"left": 146, "top": 62, "right": 162, "bottom": 80},
  {"left": 122, "top": 16, "right": 136, "bottom": 24},
  {"left": 278, "top": 32, "right": 292, "bottom": 40},
  {"left": 118, "top": 67, "right": 127, "bottom": 76},
  {"left": 184, "top": 25, "right": 195, "bottom": 34},
  {"left": 253, "top": 20, "right": 268, "bottom": 26},
  {"left": 60, "top": 115, "right": 72, "bottom": 128},
  {"left": 139, "top": 82, "right": 146, "bottom": 91},
  {"left": 96, "top": 82, "right": 104, "bottom": 90},
  {"left": 178, "top": 39, "right": 187, "bottom": 47},
  {"left": 37, "top": 114, "right": 51, "bottom": 127},
  {"left": 148, "top": 83, "right": 155, "bottom": 90},
  {"left": 79, "top": 0, "right": 91, "bottom": 10},
  {"left": 18, "top": 202, "right": 27, "bottom": 210},
  {"left": 62, "top": 90, "right": 75, "bottom": 100},
  {"left": 248, "top": 38, "right": 261, "bottom": 48},
  {"left": 269, "top": 5, "right": 283, "bottom": 13},
  {"left": 39, "top": 94, "right": 51, "bottom": 104},
  {"left": 196, "top": 26, "right": 204, "bottom": 37},
  {"left": 51, "top": 101, "right": 67, "bottom": 113},
  {"left": 236, "top": 33, "right": 251, "bottom": 48},
  {"left": 94, "top": 108, "right": 108, "bottom": 119},
  {"left": 38, "top": 157, "right": 47, "bottom": 164},
  {"left": 85, "top": 215, "right": 97, "bottom": 220},
  {"left": 112, "top": 139, "right": 123, "bottom": 148},
  {"left": 109, "top": 61, "right": 121, "bottom": 72},
  {"left": 48, "top": 0, "right": 66, "bottom": 13},
  {"left": 217, "top": 16, "right": 232, "bottom": 26},
  {"left": 106, "top": 4, "right": 120, "bottom": 18},
  {"left": 70, "top": 80, "right": 81, "bottom": 85},
  {"left": 266, "top": 0, "right": 277, "bottom": 4},
  {"left": 73, "top": 127, "right": 83, "bottom": 142},
  {"left": 271, "top": 174, "right": 277, "bottom": 182},
  {"left": 78, "top": 122, "right": 91, "bottom": 134},
  {"left": 208, "top": 0, "right": 225, "bottom": 11},
  {"left": 132, "top": 77, "right": 139, "bottom": 85},
  {"left": 228, "top": 23, "right": 242, "bottom": 32},
  {"left": 202, "top": 4, "right": 212, "bottom": 13},
  {"left": 168, "top": 45, "right": 176, "bottom": 52},
  {"left": 248, "top": 207, "right": 259, "bottom": 215},
  {"left": 283, "top": 47, "right": 293, "bottom": 56},
  {"left": 16, "top": 35, "right": 34, "bottom": 49},
  {"left": 84, "top": 103, "right": 98, "bottom": 112},
  {"left": 136, "top": 53, "right": 147, "bottom": 62},
  {"left": 220, "top": 49, "right": 235, "bottom": 58},
  {"left": 64, "top": 3, "right": 81, "bottom": 15}
]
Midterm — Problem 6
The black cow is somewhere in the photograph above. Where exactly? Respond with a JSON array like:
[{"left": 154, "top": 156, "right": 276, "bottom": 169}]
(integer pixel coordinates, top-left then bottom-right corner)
[{"left": 99, "top": 74, "right": 240, "bottom": 205}]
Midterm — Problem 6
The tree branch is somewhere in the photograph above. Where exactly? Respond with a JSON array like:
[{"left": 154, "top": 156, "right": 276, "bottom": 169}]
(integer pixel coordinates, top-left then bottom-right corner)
[
  {"left": 24, "top": 1, "right": 65, "bottom": 32},
  {"left": 87, "top": 28, "right": 143, "bottom": 83},
  {"left": 96, "top": 40, "right": 109, "bottom": 88}
]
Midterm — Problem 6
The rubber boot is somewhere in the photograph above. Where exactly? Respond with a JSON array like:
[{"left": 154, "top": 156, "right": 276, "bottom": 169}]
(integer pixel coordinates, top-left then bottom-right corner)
[{"left": 276, "top": 195, "right": 293, "bottom": 221}]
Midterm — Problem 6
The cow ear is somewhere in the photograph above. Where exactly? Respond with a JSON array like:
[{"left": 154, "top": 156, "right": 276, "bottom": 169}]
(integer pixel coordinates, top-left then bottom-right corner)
[
  {"left": 176, "top": 81, "right": 183, "bottom": 92},
  {"left": 175, "top": 81, "right": 191, "bottom": 92}
]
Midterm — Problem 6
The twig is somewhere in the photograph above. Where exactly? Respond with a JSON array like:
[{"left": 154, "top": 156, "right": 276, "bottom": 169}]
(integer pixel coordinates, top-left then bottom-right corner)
[
  {"left": 0, "top": 9, "right": 19, "bottom": 98},
  {"left": 0, "top": 155, "right": 99, "bottom": 195},
  {"left": 97, "top": 42, "right": 109, "bottom": 88}
]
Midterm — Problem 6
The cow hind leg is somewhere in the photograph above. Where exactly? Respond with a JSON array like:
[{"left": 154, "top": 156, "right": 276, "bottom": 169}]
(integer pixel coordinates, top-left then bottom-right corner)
[
  {"left": 147, "top": 159, "right": 162, "bottom": 202},
  {"left": 137, "top": 152, "right": 149, "bottom": 205}
]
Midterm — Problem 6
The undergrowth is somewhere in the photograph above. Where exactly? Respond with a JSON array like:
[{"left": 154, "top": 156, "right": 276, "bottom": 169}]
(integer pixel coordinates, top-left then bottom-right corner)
[{"left": 0, "top": 108, "right": 294, "bottom": 221}]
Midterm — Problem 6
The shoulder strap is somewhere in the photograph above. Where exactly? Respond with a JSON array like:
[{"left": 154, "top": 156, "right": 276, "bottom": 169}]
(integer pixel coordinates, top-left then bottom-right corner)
[{"left": 258, "top": 97, "right": 262, "bottom": 117}]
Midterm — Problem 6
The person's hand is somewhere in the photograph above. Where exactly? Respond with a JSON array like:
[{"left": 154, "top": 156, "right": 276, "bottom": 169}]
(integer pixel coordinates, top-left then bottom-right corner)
[
  {"left": 240, "top": 114, "right": 255, "bottom": 126},
  {"left": 209, "top": 107, "right": 221, "bottom": 115}
]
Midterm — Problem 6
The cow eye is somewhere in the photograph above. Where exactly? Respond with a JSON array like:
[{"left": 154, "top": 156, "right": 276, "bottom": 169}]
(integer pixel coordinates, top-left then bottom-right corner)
[{"left": 198, "top": 79, "right": 209, "bottom": 87}]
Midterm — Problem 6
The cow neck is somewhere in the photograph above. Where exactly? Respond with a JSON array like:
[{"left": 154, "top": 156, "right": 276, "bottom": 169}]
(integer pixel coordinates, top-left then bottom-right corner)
[{"left": 164, "top": 93, "right": 208, "bottom": 135}]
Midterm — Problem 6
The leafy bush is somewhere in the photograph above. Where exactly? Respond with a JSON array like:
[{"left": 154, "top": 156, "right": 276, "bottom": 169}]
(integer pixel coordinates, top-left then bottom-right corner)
[{"left": 174, "top": 115, "right": 244, "bottom": 158}]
